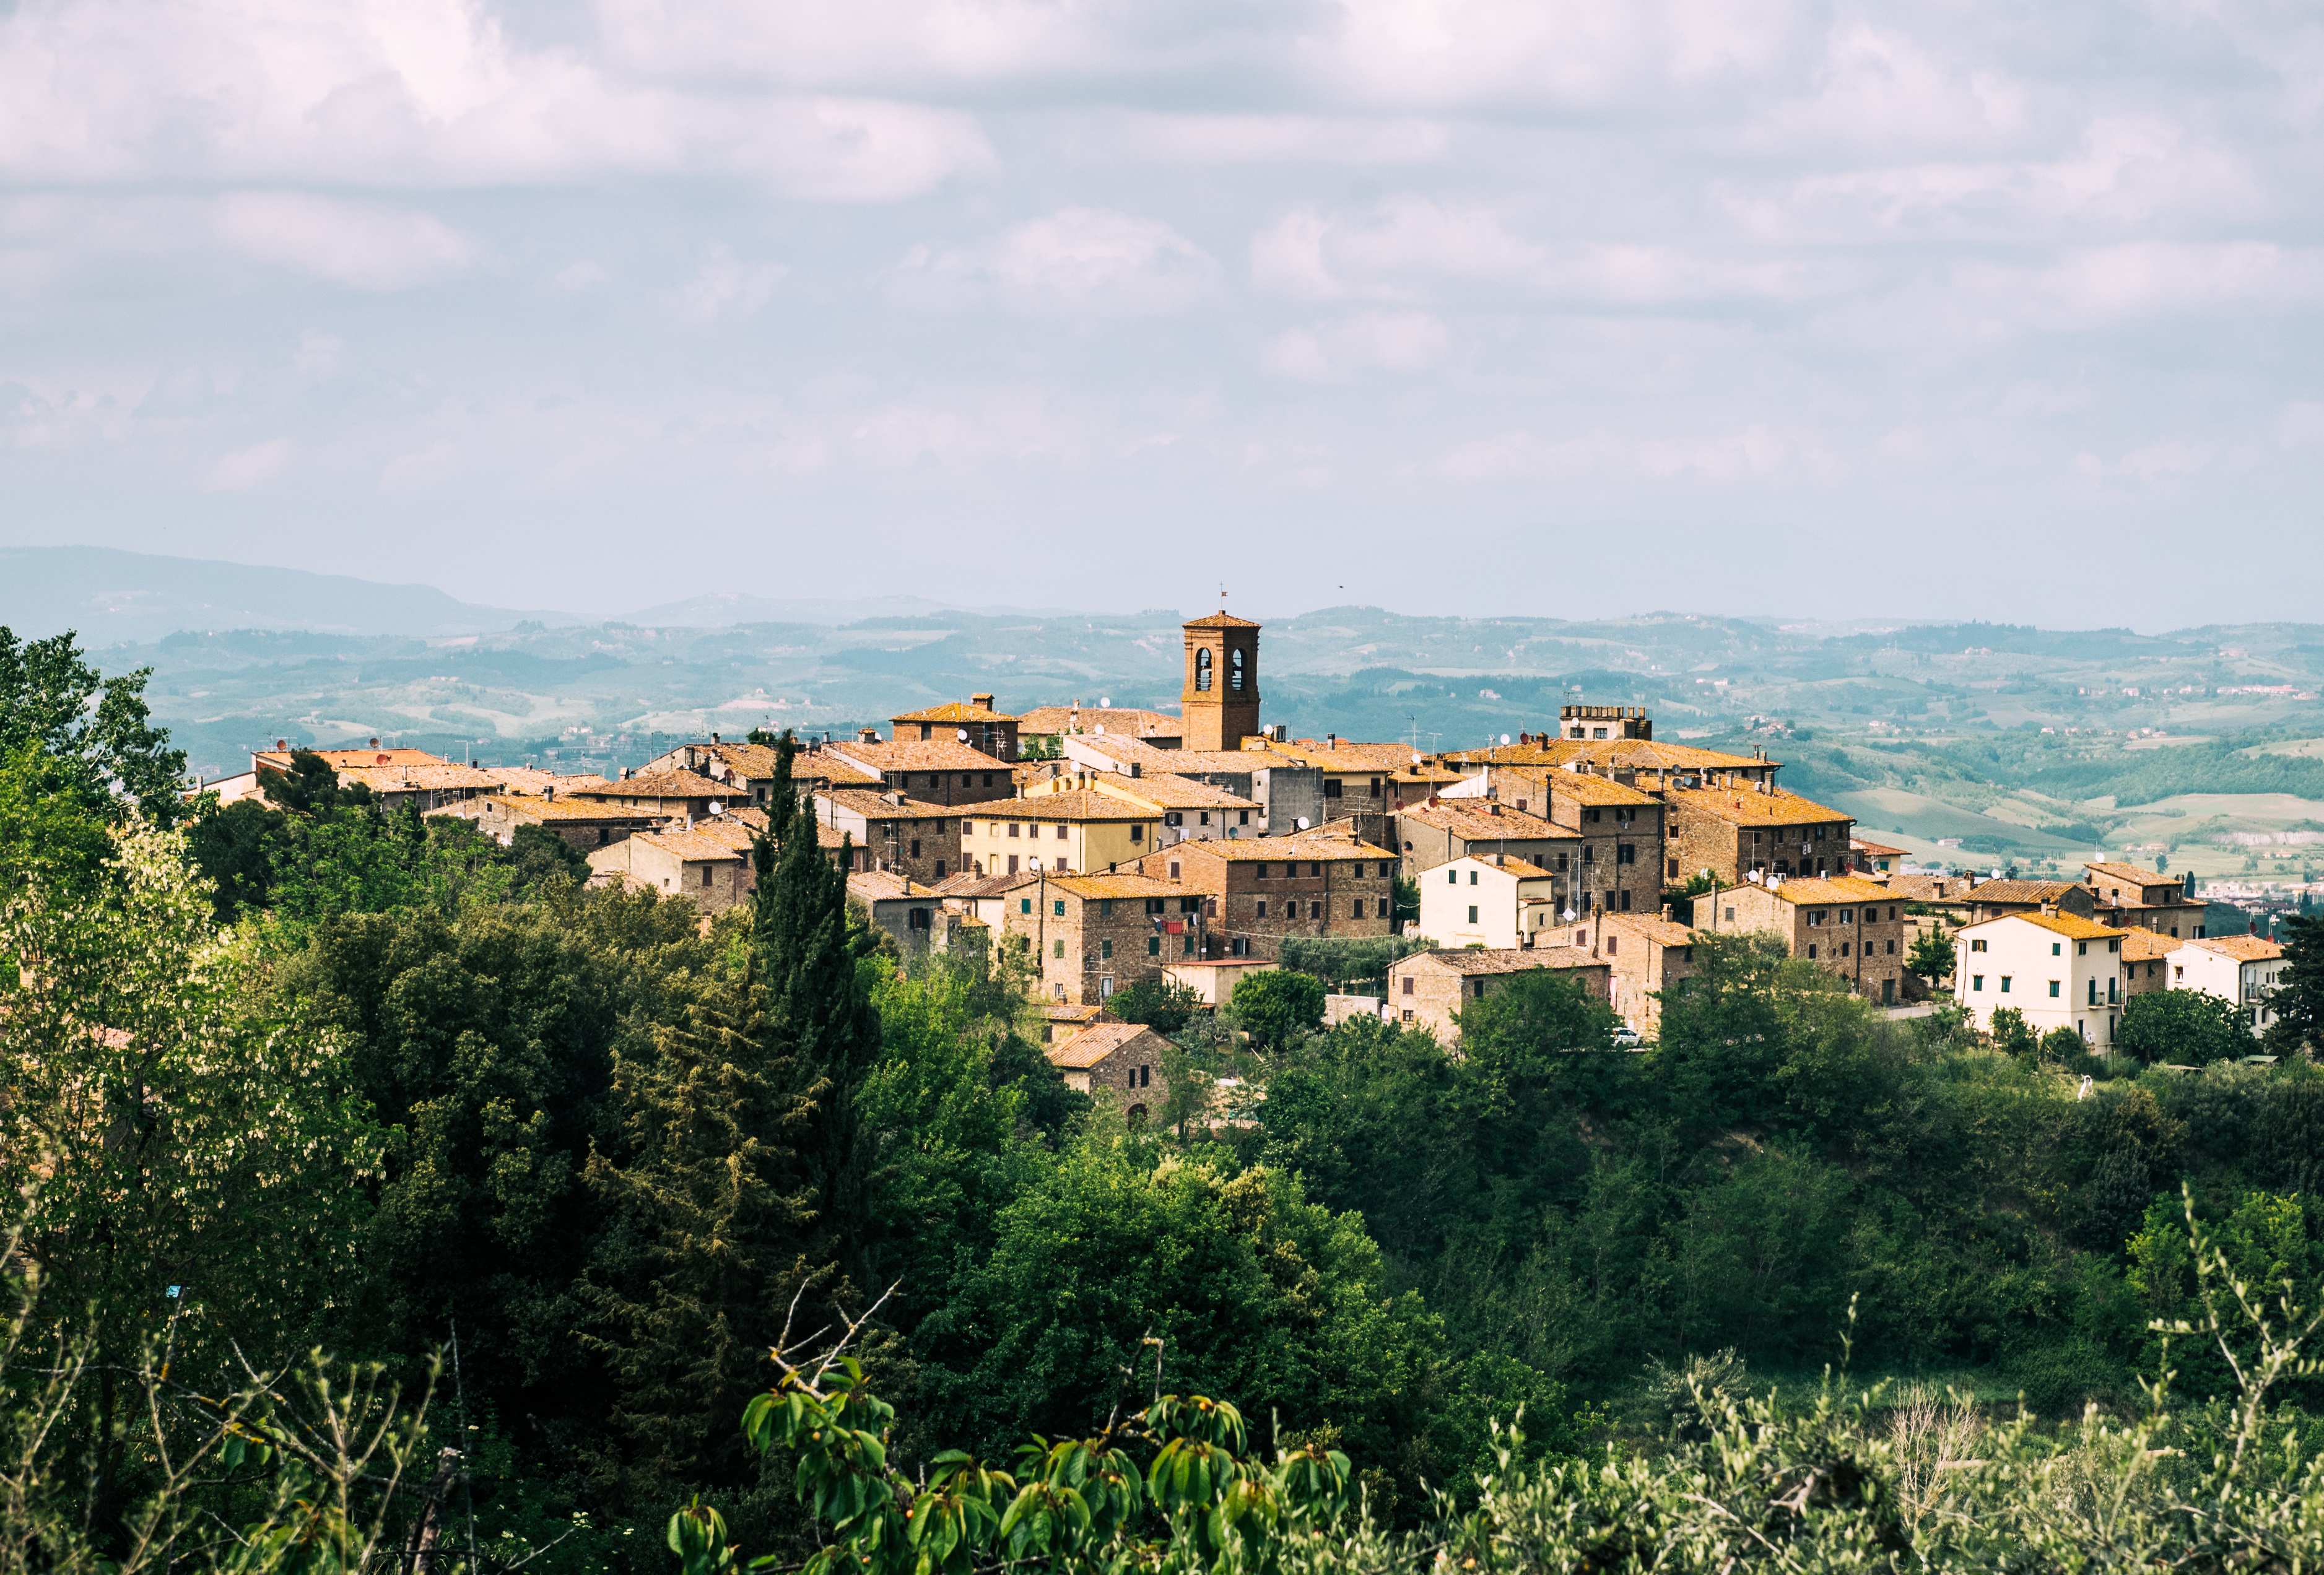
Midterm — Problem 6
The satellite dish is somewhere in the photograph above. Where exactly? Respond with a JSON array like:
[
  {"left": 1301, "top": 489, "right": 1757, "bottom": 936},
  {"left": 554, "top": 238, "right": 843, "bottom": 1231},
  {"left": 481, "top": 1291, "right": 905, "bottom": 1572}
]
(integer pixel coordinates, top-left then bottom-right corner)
[
  {"left": 1411, "top": 753, "right": 1422, "bottom": 766},
  {"left": 1100, "top": 697, "right": 1111, "bottom": 708},
  {"left": 1562, "top": 908, "right": 1576, "bottom": 922},
  {"left": 1500, "top": 733, "right": 1511, "bottom": 746},
  {"left": 1295, "top": 817, "right": 1310, "bottom": 830},
  {"left": 957, "top": 729, "right": 968, "bottom": 742}
]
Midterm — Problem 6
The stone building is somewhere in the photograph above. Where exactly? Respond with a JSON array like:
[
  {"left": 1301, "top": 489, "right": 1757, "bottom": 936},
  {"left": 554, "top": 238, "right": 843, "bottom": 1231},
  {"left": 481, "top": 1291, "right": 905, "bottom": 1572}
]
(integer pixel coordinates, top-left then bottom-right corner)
[
  {"left": 890, "top": 695, "right": 1021, "bottom": 760},
  {"left": 816, "top": 789, "right": 963, "bottom": 883},
  {"left": 1395, "top": 799, "right": 1582, "bottom": 883},
  {"left": 1133, "top": 831, "right": 1395, "bottom": 959},
  {"left": 1385, "top": 947, "right": 1612, "bottom": 1044},
  {"left": 1664, "top": 783, "right": 1855, "bottom": 885},
  {"left": 425, "top": 789, "right": 665, "bottom": 851},
  {"left": 1599, "top": 913, "right": 1695, "bottom": 1035},
  {"left": 568, "top": 768, "right": 731, "bottom": 823},
  {"left": 1062, "top": 734, "right": 1323, "bottom": 835},
  {"left": 1045, "top": 1022, "right": 1170, "bottom": 1115},
  {"left": 1180, "top": 610, "right": 1263, "bottom": 752},
  {"left": 992, "top": 870, "right": 1203, "bottom": 1002},
  {"left": 586, "top": 822, "right": 757, "bottom": 914},
  {"left": 846, "top": 870, "right": 983, "bottom": 953},
  {"left": 1691, "top": 874, "right": 1908, "bottom": 1003},
  {"left": 2081, "top": 861, "right": 2209, "bottom": 938},
  {"left": 1964, "top": 879, "right": 2097, "bottom": 925},
  {"left": 1017, "top": 705, "right": 1183, "bottom": 754},
  {"left": 249, "top": 741, "right": 503, "bottom": 814},
  {"left": 821, "top": 737, "right": 1017, "bottom": 805}
]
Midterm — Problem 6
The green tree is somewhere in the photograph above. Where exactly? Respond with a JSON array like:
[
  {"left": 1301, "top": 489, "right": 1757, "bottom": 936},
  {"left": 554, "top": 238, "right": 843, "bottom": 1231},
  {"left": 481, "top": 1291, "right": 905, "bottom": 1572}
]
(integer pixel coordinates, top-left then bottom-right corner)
[
  {"left": 1905, "top": 925, "right": 1956, "bottom": 984},
  {"left": 184, "top": 796, "right": 285, "bottom": 918},
  {"left": 0, "top": 742, "right": 116, "bottom": 896},
  {"left": 2262, "top": 910, "right": 2324, "bottom": 1055},
  {"left": 751, "top": 729, "right": 879, "bottom": 1269},
  {"left": 258, "top": 748, "right": 375, "bottom": 815},
  {"left": 1107, "top": 977, "right": 1201, "bottom": 1034},
  {"left": 2119, "top": 988, "right": 2252, "bottom": 1065},
  {"left": 0, "top": 825, "right": 380, "bottom": 1530},
  {"left": 1230, "top": 969, "right": 1324, "bottom": 1051},
  {"left": 0, "top": 626, "right": 187, "bottom": 825},
  {"left": 1990, "top": 1004, "right": 2039, "bottom": 1058},
  {"left": 583, "top": 961, "right": 823, "bottom": 1507}
]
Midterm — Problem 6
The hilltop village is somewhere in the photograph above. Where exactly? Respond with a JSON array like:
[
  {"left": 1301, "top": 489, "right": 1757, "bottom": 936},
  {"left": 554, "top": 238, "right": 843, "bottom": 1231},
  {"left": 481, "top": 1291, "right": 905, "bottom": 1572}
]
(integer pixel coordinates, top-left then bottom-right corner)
[{"left": 208, "top": 611, "right": 2284, "bottom": 1093}]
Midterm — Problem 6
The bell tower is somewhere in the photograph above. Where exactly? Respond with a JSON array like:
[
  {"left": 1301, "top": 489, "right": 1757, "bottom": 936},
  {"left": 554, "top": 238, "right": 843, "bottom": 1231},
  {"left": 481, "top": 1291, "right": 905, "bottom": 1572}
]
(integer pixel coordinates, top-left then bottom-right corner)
[{"left": 1181, "top": 611, "right": 1261, "bottom": 752}]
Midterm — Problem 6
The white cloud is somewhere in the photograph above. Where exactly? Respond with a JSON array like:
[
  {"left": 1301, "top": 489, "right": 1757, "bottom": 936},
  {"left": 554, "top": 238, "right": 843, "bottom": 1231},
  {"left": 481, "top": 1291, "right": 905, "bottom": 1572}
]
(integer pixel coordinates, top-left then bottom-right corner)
[
  {"left": 205, "top": 437, "right": 290, "bottom": 490},
  {"left": 898, "top": 208, "right": 1217, "bottom": 315},
  {"left": 215, "top": 193, "right": 479, "bottom": 289},
  {"left": 381, "top": 439, "right": 459, "bottom": 489},
  {"left": 664, "top": 245, "right": 786, "bottom": 323},
  {"left": 1263, "top": 311, "right": 1450, "bottom": 380},
  {"left": 2278, "top": 402, "right": 2324, "bottom": 448}
]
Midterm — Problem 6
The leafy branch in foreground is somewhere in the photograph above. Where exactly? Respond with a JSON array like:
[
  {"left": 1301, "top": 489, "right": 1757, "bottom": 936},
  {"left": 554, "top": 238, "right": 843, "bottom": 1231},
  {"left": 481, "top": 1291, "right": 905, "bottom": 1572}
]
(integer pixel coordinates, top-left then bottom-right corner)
[{"left": 689, "top": 1185, "right": 2324, "bottom": 1575}]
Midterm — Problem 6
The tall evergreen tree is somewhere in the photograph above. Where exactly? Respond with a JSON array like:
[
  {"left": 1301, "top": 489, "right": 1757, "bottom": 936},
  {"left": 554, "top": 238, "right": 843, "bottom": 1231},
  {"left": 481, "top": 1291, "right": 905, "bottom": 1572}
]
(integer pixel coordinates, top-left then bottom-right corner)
[
  {"left": 752, "top": 729, "right": 879, "bottom": 1275},
  {"left": 581, "top": 963, "right": 822, "bottom": 1504}
]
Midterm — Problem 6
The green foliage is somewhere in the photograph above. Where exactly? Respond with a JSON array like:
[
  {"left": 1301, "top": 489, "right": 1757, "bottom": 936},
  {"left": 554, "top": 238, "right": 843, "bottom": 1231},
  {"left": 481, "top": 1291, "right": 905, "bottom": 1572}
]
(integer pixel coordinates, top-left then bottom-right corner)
[
  {"left": 0, "top": 624, "right": 187, "bottom": 826},
  {"left": 1230, "top": 970, "right": 1325, "bottom": 1050},
  {"left": 1275, "top": 934, "right": 1429, "bottom": 990},
  {"left": 183, "top": 794, "right": 281, "bottom": 918},
  {"left": 1905, "top": 924, "right": 1956, "bottom": 982},
  {"left": 0, "top": 742, "right": 115, "bottom": 896},
  {"left": 1989, "top": 1004, "right": 2038, "bottom": 1057},
  {"left": 2119, "top": 987, "right": 2253, "bottom": 1065},
  {"left": 2264, "top": 909, "right": 2324, "bottom": 1054},
  {"left": 1106, "top": 976, "right": 1203, "bottom": 1033}
]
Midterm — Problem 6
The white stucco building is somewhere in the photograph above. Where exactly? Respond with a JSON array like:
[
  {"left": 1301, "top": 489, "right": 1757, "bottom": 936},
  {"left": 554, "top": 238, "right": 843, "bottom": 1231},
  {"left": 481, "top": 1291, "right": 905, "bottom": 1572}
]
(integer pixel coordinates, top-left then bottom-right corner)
[
  {"left": 1417, "top": 853, "right": 1564, "bottom": 949},
  {"left": 1952, "top": 910, "right": 2128, "bottom": 1043},
  {"left": 2169, "top": 934, "right": 2286, "bottom": 1035}
]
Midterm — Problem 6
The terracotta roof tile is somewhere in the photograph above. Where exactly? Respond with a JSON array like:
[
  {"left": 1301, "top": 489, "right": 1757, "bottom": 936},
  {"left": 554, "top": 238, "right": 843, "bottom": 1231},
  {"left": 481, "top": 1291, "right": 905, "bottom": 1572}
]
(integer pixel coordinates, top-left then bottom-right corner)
[
  {"left": 2188, "top": 934, "right": 2283, "bottom": 961},
  {"left": 573, "top": 769, "right": 726, "bottom": 799},
  {"left": 1047, "top": 1022, "right": 1167, "bottom": 1069},
  {"left": 1399, "top": 801, "right": 1578, "bottom": 842},
  {"left": 817, "top": 789, "right": 960, "bottom": 820},
  {"left": 1018, "top": 706, "right": 1182, "bottom": 737},
  {"left": 892, "top": 699, "right": 1021, "bottom": 724},
  {"left": 1663, "top": 786, "right": 1850, "bottom": 828},
  {"left": 1401, "top": 947, "right": 1610, "bottom": 977},
  {"left": 1603, "top": 913, "right": 1696, "bottom": 948},
  {"left": 1764, "top": 875, "right": 1895, "bottom": 905},
  {"left": 968, "top": 791, "right": 1158, "bottom": 823},
  {"left": 827, "top": 739, "right": 1009, "bottom": 774},
  {"left": 1182, "top": 610, "right": 1260, "bottom": 628}
]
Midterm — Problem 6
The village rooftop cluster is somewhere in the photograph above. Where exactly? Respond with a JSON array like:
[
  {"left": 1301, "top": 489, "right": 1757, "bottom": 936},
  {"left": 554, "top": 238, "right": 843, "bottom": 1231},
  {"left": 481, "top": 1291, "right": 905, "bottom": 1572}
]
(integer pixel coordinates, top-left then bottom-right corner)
[{"left": 204, "top": 612, "right": 2285, "bottom": 1109}]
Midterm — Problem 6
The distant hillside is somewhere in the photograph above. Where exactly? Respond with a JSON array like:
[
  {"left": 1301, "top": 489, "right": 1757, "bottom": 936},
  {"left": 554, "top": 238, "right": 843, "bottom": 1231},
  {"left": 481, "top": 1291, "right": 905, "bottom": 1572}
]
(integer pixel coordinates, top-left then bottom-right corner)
[{"left": 0, "top": 546, "right": 577, "bottom": 646}]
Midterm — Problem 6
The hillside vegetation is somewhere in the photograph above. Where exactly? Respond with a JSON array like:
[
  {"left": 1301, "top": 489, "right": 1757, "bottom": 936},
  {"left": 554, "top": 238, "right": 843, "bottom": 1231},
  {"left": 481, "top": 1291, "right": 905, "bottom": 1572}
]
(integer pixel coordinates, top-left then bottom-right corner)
[{"left": 5, "top": 627, "right": 2324, "bottom": 1574}]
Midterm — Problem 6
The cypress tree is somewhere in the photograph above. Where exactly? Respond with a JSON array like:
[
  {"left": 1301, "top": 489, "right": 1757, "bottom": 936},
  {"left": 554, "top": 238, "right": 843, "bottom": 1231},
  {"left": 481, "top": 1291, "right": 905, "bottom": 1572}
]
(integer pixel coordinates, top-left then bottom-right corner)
[
  {"left": 581, "top": 963, "right": 822, "bottom": 1503},
  {"left": 751, "top": 729, "right": 879, "bottom": 1276}
]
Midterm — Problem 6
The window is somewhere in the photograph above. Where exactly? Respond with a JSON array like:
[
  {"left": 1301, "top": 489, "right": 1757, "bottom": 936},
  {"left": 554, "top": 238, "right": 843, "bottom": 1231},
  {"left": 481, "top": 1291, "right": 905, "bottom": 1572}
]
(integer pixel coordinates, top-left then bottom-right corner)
[
  {"left": 1840, "top": 942, "right": 1850, "bottom": 956},
  {"left": 1195, "top": 648, "right": 1212, "bottom": 691},
  {"left": 1352, "top": 899, "right": 1365, "bottom": 918},
  {"left": 982, "top": 773, "right": 994, "bottom": 786},
  {"left": 1808, "top": 944, "right": 1818, "bottom": 959},
  {"left": 1585, "top": 808, "right": 1600, "bottom": 824},
  {"left": 962, "top": 819, "right": 974, "bottom": 833},
  {"left": 1308, "top": 901, "right": 1322, "bottom": 919},
  {"left": 702, "top": 866, "right": 712, "bottom": 886},
  {"left": 1021, "top": 898, "right": 1033, "bottom": 914},
  {"left": 1099, "top": 898, "right": 1113, "bottom": 916},
  {"left": 1808, "top": 911, "right": 1824, "bottom": 927},
  {"left": 1100, "top": 939, "right": 1113, "bottom": 959},
  {"left": 1617, "top": 843, "right": 1635, "bottom": 864},
  {"left": 1054, "top": 899, "right": 1066, "bottom": 916},
  {"left": 1230, "top": 647, "right": 1245, "bottom": 692},
  {"left": 1970, "top": 938, "right": 1987, "bottom": 952},
  {"left": 2049, "top": 979, "right": 2060, "bottom": 997},
  {"left": 1447, "top": 869, "right": 1458, "bottom": 884},
  {"left": 1606, "top": 935, "right": 1618, "bottom": 955},
  {"left": 1669, "top": 859, "right": 1681, "bottom": 879},
  {"left": 1008, "top": 856, "right": 1019, "bottom": 874},
  {"left": 1402, "top": 976, "right": 1414, "bottom": 996},
  {"left": 2052, "top": 942, "right": 2061, "bottom": 956},
  {"left": 1583, "top": 846, "right": 1595, "bottom": 864},
  {"left": 1972, "top": 974, "right": 1984, "bottom": 990},
  {"left": 1840, "top": 909, "right": 1853, "bottom": 925},
  {"left": 1468, "top": 905, "right": 1479, "bottom": 924},
  {"left": 1008, "top": 822, "right": 1021, "bottom": 838},
  {"left": 1325, "top": 779, "right": 1343, "bottom": 799},
  {"left": 1147, "top": 935, "right": 1160, "bottom": 955},
  {"left": 1053, "top": 939, "right": 1064, "bottom": 958},
  {"left": 1557, "top": 854, "right": 1570, "bottom": 872},
  {"left": 1055, "top": 824, "right": 1067, "bottom": 840},
  {"left": 1167, "top": 812, "right": 1182, "bottom": 827},
  {"left": 1169, "top": 861, "right": 1182, "bottom": 879},
  {"left": 1310, "top": 862, "right": 1322, "bottom": 877},
  {"left": 2000, "top": 976, "right": 2012, "bottom": 993},
  {"left": 2077, "top": 941, "right": 2087, "bottom": 956},
  {"left": 1474, "top": 979, "right": 1487, "bottom": 998},
  {"left": 910, "top": 838, "right": 921, "bottom": 859},
  {"left": 1887, "top": 907, "right": 1897, "bottom": 921},
  {"left": 1884, "top": 939, "right": 1893, "bottom": 953},
  {"left": 1255, "top": 900, "right": 1269, "bottom": 918},
  {"left": 1468, "top": 869, "right": 1478, "bottom": 885},
  {"left": 1237, "top": 810, "right": 1250, "bottom": 826},
  {"left": 1130, "top": 823, "right": 1143, "bottom": 842}
]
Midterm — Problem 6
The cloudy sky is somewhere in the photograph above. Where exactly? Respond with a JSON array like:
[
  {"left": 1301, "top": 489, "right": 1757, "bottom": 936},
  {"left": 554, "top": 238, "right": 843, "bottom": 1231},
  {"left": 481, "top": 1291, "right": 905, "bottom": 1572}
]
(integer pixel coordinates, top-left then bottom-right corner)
[{"left": 2, "top": 0, "right": 2320, "bottom": 628}]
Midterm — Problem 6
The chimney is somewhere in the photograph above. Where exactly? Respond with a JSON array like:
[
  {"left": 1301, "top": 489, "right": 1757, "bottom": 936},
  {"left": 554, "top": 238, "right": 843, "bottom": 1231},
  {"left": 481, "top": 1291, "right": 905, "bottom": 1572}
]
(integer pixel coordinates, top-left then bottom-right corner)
[
  {"left": 1661, "top": 902, "right": 1673, "bottom": 921},
  {"left": 972, "top": 693, "right": 994, "bottom": 711},
  {"left": 1130, "top": 760, "right": 1142, "bottom": 778},
  {"left": 860, "top": 727, "right": 880, "bottom": 744},
  {"left": 1328, "top": 734, "right": 1338, "bottom": 750},
  {"left": 712, "top": 732, "right": 721, "bottom": 744},
  {"left": 544, "top": 786, "right": 555, "bottom": 802}
]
